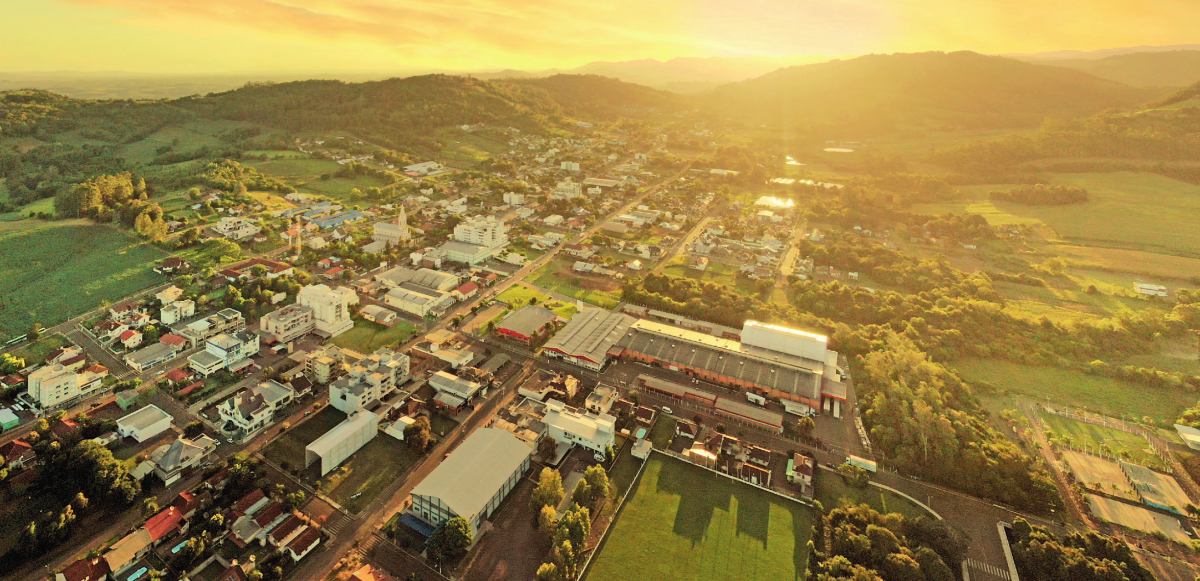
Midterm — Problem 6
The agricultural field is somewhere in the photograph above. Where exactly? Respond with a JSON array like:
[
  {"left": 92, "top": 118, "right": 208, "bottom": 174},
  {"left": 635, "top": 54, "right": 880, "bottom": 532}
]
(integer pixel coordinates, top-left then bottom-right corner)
[
  {"left": 586, "top": 454, "right": 812, "bottom": 581},
  {"left": 246, "top": 157, "right": 388, "bottom": 201},
  {"left": 918, "top": 172, "right": 1200, "bottom": 257},
  {"left": 328, "top": 318, "right": 420, "bottom": 355},
  {"left": 813, "top": 469, "right": 932, "bottom": 521},
  {"left": 435, "top": 129, "right": 509, "bottom": 168},
  {"left": 1055, "top": 245, "right": 1200, "bottom": 282},
  {"left": 952, "top": 358, "right": 1196, "bottom": 424},
  {"left": 0, "top": 222, "right": 169, "bottom": 339},
  {"left": 1040, "top": 412, "right": 1165, "bottom": 471},
  {"left": 529, "top": 260, "right": 622, "bottom": 309}
]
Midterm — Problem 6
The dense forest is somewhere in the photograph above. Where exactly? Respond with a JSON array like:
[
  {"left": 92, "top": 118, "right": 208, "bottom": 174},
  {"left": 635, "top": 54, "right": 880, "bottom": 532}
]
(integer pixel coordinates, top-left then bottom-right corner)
[
  {"left": 1006, "top": 518, "right": 1154, "bottom": 581},
  {"left": 807, "top": 503, "right": 964, "bottom": 581}
]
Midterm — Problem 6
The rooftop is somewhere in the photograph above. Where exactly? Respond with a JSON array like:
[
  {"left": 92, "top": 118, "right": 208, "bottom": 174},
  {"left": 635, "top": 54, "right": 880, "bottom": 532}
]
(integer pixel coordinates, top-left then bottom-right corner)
[
  {"left": 117, "top": 404, "right": 172, "bottom": 431},
  {"left": 498, "top": 306, "right": 558, "bottom": 337},
  {"left": 543, "top": 308, "right": 635, "bottom": 365},
  {"left": 410, "top": 428, "right": 532, "bottom": 519}
]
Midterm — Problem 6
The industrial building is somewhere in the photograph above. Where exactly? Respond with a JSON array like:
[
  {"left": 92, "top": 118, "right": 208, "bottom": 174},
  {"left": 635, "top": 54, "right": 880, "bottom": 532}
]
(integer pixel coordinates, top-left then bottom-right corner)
[
  {"left": 496, "top": 306, "right": 559, "bottom": 346},
  {"left": 409, "top": 428, "right": 532, "bottom": 536},
  {"left": 306, "top": 410, "right": 380, "bottom": 476},
  {"left": 541, "top": 308, "right": 636, "bottom": 371},
  {"left": 428, "top": 371, "right": 483, "bottom": 411},
  {"left": 124, "top": 342, "right": 180, "bottom": 373},
  {"left": 613, "top": 319, "right": 846, "bottom": 411},
  {"left": 117, "top": 405, "right": 173, "bottom": 442}
]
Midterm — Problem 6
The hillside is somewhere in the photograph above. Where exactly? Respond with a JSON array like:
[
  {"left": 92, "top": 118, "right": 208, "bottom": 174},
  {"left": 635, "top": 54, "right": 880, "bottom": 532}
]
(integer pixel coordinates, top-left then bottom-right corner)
[
  {"left": 1038, "top": 51, "right": 1200, "bottom": 88},
  {"left": 703, "top": 51, "right": 1164, "bottom": 136},
  {"left": 500, "top": 74, "right": 686, "bottom": 119}
]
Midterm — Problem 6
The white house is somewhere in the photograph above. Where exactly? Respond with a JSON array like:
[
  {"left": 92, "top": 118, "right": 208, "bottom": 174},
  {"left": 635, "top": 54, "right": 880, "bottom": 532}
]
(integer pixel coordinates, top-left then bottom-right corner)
[
  {"left": 213, "top": 217, "right": 261, "bottom": 241},
  {"left": 116, "top": 405, "right": 173, "bottom": 443},
  {"left": 188, "top": 330, "right": 260, "bottom": 376},
  {"left": 542, "top": 399, "right": 616, "bottom": 457},
  {"left": 160, "top": 299, "right": 195, "bottom": 326},
  {"left": 217, "top": 380, "right": 294, "bottom": 436}
]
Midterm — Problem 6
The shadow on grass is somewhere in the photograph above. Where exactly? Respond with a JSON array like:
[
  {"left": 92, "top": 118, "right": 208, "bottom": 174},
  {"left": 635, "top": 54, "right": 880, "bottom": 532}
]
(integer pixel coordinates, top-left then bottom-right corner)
[
  {"left": 732, "top": 487, "right": 770, "bottom": 547},
  {"left": 656, "top": 459, "right": 732, "bottom": 546}
]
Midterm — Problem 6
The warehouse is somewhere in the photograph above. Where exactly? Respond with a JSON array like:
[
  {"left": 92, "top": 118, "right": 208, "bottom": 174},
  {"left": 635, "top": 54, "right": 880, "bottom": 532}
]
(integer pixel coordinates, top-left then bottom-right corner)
[
  {"left": 117, "top": 405, "right": 174, "bottom": 443},
  {"left": 714, "top": 397, "right": 784, "bottom": 433},
  {"left": 613, "top": 319, "right": 841, "bottom": 408},
  {"left": 409, "top": 428, "right": 532, "bottom": 536},
  {"left": 305, "top": 410, "right": 379, "bottom": 476},
  {"left": 496, "top": 306, "right": 559, "bottom": 346},
  {"left": 542, "top": 308, "right": 636, "bottom": 371}
]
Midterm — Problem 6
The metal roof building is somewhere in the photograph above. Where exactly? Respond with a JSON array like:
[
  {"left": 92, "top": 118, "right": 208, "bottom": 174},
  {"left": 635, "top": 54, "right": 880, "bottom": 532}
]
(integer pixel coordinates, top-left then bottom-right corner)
[
  {"left": 542, "top": 308, "right": 636, "bottom": 371},
  {"left": 409, "top": 428, "right": 532, "bottom": 535},
  {"left": 305, "top": 410, "right": 380, "bottom": 476}
]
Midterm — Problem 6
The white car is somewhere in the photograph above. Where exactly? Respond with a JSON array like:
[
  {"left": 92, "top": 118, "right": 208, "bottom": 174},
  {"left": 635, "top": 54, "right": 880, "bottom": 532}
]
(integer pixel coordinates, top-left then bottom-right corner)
[{"left": 661, "top": 406, "right": 673, "bottom": 415}]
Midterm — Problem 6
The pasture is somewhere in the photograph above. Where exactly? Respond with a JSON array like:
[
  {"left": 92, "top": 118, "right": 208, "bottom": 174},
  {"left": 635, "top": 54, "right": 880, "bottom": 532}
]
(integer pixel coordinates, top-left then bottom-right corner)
[
  {"left": 919, "top": 172, "right": 1200, "bottom": 256},
  {"left": 585, "top": 454, "right": 812, "bottom": 581},
  {"left": 0, "top": 222, "right": 168, "bottom": 339},
  {"left": 495, "top": 285, "right": 578, "bottom": 319},
  {"left": 952, "top": 358, "right": 1195, "bottom": 424}
]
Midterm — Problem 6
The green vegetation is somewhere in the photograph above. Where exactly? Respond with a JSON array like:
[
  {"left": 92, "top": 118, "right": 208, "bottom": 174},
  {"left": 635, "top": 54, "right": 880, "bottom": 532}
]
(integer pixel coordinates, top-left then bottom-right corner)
[
  {"left": 813, "top": 471, "right": 932, "bottom": 521},
  {"left": 3, "top": 333, "right": 72, "bottom": 367},
  {"left": 0, "top": 223, "right": 167, "bottom": 339},
  {"left": 329, "top": 318, "right": 420, "bottom": 354},
  {"left": 261, "top": 406, "right": 347, "bottom": 470},
  {"left": 496, "top": 285, "right": 578, "bottom": 319},
  {"left": 647, "top": 417, "right": 677, "bottom": 450},
  {"left": 807, "top": 503, "right": 962, "bottom": 581},
  {"left": 530, "top": 261, "right": 621, "bottom": 309},
  {"left": 953, "top": 358, "right": 1194, "bottom": 424},
  {"left": 1007, "top": 518, "right": 1153, "bottom": 581},
  {"left": 1039, "top": 412, "right": 1165, "bottom": 470},
  {"left": 587, "top": 454, "right": 812, "bottom": 581}
]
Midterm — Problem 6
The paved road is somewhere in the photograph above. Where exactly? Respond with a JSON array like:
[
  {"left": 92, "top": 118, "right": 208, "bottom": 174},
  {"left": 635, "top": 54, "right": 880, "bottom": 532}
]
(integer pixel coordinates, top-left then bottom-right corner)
[{"left": 650, "top": 216, "right": 711, "bottom": 275}]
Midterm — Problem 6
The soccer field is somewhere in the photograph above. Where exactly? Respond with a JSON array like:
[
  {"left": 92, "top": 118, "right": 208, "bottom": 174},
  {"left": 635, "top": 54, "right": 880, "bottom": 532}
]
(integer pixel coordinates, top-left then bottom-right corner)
[{"left": 586, "top": 454, "right": 812, "bottom": 581}]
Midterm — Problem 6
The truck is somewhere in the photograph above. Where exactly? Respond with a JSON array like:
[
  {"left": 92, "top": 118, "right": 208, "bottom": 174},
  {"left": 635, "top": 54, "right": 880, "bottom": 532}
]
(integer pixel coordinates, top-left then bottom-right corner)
[{"left": 746, "top": 392, "right": 767, "bottom": 406}]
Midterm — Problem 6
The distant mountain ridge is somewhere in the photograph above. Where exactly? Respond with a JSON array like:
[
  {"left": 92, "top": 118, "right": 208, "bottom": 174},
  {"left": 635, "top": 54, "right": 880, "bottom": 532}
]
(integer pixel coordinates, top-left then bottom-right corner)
[
  {"left": 1031, "top": 51, "right": 1200, "bottom": 88},
  {"left": 701, "top": 51, "right": 1166, "bottom": 136}
]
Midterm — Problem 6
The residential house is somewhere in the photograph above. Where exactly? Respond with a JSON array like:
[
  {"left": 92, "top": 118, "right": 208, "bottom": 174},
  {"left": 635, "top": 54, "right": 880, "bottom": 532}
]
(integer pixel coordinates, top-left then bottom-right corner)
[
  {"left": 213, "top": 217, "right": 261, "bottom": 241},
  {"left": 160, "top": 300, "right": 195, "bottom": 326},
  {"left": 188, "top": 331, "right": 259, "bottom": 376},
  {"left": 217, "top": 380, "right": 295, "bottom": 436}
]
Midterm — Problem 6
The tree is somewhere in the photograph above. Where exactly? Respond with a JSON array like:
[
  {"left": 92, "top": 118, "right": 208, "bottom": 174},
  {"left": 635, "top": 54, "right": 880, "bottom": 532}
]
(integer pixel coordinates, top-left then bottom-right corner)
[
  {"left": 537, "top": 436, "right": 558, "bottom": 460},
  {"left": 428, "top": 517, "right": 473, "bottom": 563},
  {"left": 571, "top": 479, "right": 592, "bottom": 507},
  {"left": 27, "top": 324, "right": 42, "bottom": 343},
  {"left": 531, "top": 467, "right": 565, "bottom": 511},
  {"left": 797, "top": 416, "right": 816, "bottom": 439},
  {"left": 404, "top": 416, "right": 434, "bottom": 453},
  {"left": 183, "top": 421, "right": 204, "bottom": 438},
  {"left": 73, "top": 492, "right": 89, "bottom": 511},
  {"left": 582, "top": 465, "right": 612, "bottom": 505},
  {"left": 143, "top": 498, "right": 160, "bottom": 516},
  {"left": 536, "top": 562, "right": 560, "bottom": 581},
  {"left": 539, "top": 505, "right": 558, "bottom": 538}
]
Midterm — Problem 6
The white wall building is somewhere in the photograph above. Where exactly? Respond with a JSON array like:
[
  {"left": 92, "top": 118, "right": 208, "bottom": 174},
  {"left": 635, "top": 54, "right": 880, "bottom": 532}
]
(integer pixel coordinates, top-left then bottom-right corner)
[
  {"left": 374, "top": 207, "right": 411, "bottom": 246},
  {"left": 453, "top": 216, "right": 508, "bottom": 249},
  {"left": 26, "top": 363, "right": 107, "bottom": 409},
  {"left": 306, "top": 410, "right": 379, "bottom": 476},
  {"left": 329, "top": 347, "right": 411, "bottom": 414},
  {"left": 542, "top": 399, "right": 616, "bottom": 457},
  {"left": 297, "top": 284, "right": 356, "bottom": 338},
  {"left": 259, "top": 303, "right": 316, "bottom": 343},
  {"left": 188, "top": 330, "right": 260, "bottom": 376},
  {"left": 116, "top": 405, "right": 173, "bottom": 443},
  {"left": 213, "top": 217, "right": 261, "bottom": 241},
  {"left": 217, "top": 380, "right": 294, "bottom": 436},
  {"left": 560, "top": 161, "right": 580, "bottom": 172},
  {"left": 552, "top": 179, "right": 582, "bottom": 200},
  {"left": 502, "top": 192, "right": 525, "bottom": 205},
  {"left": 160, "top": 300, "right": 195, "bottom": 326}
]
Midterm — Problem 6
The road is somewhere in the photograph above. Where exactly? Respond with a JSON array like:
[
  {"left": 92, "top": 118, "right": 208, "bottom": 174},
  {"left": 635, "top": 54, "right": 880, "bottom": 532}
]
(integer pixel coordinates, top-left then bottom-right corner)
[{"left": 649, "top": 216, "right": 711, "bottom": 275}]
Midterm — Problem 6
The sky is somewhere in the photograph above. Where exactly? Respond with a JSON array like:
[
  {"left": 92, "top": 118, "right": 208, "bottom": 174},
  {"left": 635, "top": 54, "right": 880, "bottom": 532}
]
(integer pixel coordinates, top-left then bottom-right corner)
[{"left": 0, "top": 0, "right": 1197, "bottom": 74}]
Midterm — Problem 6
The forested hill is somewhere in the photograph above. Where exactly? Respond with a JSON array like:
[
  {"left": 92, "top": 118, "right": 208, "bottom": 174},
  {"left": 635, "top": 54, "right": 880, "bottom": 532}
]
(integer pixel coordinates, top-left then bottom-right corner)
[
  {"left": 701, "top": 51, "right": 1165, "bottom": 136},
  {"left": 1038, "top": 50, "right": 1200, "bottom": 88},
  {"left": 500, "top": 75, "right": 686, "bottom": 120}
]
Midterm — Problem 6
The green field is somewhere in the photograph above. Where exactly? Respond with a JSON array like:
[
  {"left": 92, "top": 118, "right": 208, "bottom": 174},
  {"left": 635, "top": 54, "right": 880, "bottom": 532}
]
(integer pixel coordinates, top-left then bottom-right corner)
[
  {"left": 587, "top": 454, "right": 812, "bottom": 581},
  {"left": 319, "top": 435, "right": 420, "bottom": 513},
  {"left": 328, "top": 318, "right": 420, "bottom": 354},
  {"left": 648, "top": 417, "right": 677, "bottom": 450},
  {"left": 917, "top": 172, "right": 1200, "bottom": 256},
  {"left": 813, "top": 469, "right": 932, "bottom": 521},
  {"left": 0, "top": 222, "right": 169, "bottom": 339},
  {"left": 261, "top": 406, "right": 348, "bottom": 470},
  {"left": 496, "top": 285, "right": 579, "bottom": 319},
  {"left": 529, "top": 261, "right": 622, "bottom": 309},
  {"left": 1039, "top": 412, "right": 1166, "bottom": 471},
  {"left": 434, "top": 128, "right": 508, "bottom": 168},
  {"left": 247, "top": 157, "right": 388, "bottom": 201},
  {"left": 952, "top": 358, "right": 1196, "bottom": 424},
  {"left": 3, "top": 333, "right": 74, "bottom": 367}
]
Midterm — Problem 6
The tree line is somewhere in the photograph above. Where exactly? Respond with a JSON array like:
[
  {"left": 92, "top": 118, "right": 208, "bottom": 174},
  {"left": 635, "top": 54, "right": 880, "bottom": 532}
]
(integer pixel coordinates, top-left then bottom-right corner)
[
  {"left": 989, "top": 184, "right": 1089, "bottom": 206},
  {"left": 808, "top": 503, "right": 964, "bottom": 581}
]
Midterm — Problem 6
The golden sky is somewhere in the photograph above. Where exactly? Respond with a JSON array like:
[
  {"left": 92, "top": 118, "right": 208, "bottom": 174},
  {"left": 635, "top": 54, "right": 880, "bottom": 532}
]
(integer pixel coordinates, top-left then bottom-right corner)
[{"left": 0, "top": 0, "right": 1196, "bottom": 73}]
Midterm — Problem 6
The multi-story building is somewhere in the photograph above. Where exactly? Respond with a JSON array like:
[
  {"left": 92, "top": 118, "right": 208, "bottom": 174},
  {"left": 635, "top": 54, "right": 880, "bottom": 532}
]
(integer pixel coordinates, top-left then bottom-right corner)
[
  {"left": 259, "top": 303, "right": 315, "bottom": 344},
  {"left": 296, "top": 284, "right": 356, "bottom": 338},
  {"left": 552, "top": 178, "right": 582, "bottom": 200},
  {"left": 188, "top": 330, "right": 260, "bottom": 376},
  {"left": 213, "top": 217, "right": 261, "bottom": 241},
  {"left": 542, "top": 399, "right": 616, "bottom": 457},
  {"left": 26, "top": 363, "right": 108, "bottom": 409},
  {"left": 177, "top": 308, "right": 245, "bottom": 348},
  {"left": 329, "top": 347, "right": 411, "bottom": 414},
  {"left": 217, "top": 380, "right": 294, "bottom": 436},
  {"left": 454, "top": 216, "right": 508, "bottom": 248},
  {"left": 502, "top": 192, "right": 525, "bottom": 205},
  {"left": 160, "top": 299, "right": 195, "bottom": 326}
]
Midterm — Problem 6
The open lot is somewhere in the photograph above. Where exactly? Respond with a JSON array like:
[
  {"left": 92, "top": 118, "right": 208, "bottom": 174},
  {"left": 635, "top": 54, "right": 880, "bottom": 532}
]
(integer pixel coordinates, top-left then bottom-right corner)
[
  {"left": 329, "top": 318, "right": 420, "bottom": 355},
  {"left": 952, "top": 358, "right": 1195, "bottom": 424},
  {"left": 0, "top": 222, "right": 168, "bottom": 339},
  {"left": 261, "top": 406, "right": 348, "bottom": 470},
  {"left": 496, "top": 285, "right": 579, "bottom": 320},
  {"left": 1086, "top": 494, "right": 1191, "bottom": 544},
  {"left": 1040, "top": 412, "right": 1165, "bottom": 470},
  {"left": 318, "top": 435, "right": 419, "bottom": 513},
  {"left": 529, "top": 260, "right": 621, "bottom": 309},
  {"left": 586, "top": 454, "right": 812, "bottom": 581},
  {"left": 3, "top": 333, "right": 74, "bottom": 366},
  {"left": 1058, "top": 449, "right": 1138, "bottom": 501}
]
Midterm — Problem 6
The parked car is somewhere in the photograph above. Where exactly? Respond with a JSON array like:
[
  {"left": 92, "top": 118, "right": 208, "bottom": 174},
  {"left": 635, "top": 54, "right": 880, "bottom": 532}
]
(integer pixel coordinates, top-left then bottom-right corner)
[{"left": 661, "top": 406, "right": 673, "bottom": 415}]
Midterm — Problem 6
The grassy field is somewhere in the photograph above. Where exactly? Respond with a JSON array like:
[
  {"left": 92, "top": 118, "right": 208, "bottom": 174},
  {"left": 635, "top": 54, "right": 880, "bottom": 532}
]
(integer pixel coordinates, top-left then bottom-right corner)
[
  {"left": 434, "top": 128, "right": 508, "bottom": 168},
  {"left": 496, "top": 285, "right": 579, "bottom": 319},
  {"left": 952, "top": 358, "right": 1196, "bottom": 424},
  {"left": 529, "top": 261, "right": 622, "bottom": 309},
  {"left": 329, "top": 318, "right": 420, "bottom": 354},
  {"left": 0, "top": 222, "right": 169, "bottom": 339},
  {"left": 3, "top": 333, "right": 74, "bottom": 366},
  {"left": 586, "top": 454, "right": 812, "bottom": 581},
  {"left": 813, "top": 469, "right": 933, "bottom": 521},
  {"left": 917, "top": 172, "right": 1200, "bottom": 256},
  {"left": 319, "top": 435, "right": 419, "bottom": 513},
  {"left": 261, "top": 406, "right": 348, "bottom": 470},
  {"left": 1040, "top": 412, "right": 1166, "bottom": 470},
  {"left": 1055, "top": 245, "right": 1200, "bottom": 281},
  {"left": 247, "top": 158, "right": 389, "bottom": 201},
  {"left": 648, "top": 417, "right": 677, "bottom": 450}
]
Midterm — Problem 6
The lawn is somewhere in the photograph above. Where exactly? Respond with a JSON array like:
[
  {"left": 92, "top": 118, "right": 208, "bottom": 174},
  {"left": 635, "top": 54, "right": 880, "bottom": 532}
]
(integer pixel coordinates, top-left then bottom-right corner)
[
  {"left": 529, "top": 261, "right": 622, "bottom": 309},
  {"left": 3, "top": 333, "right": 73, "bottom": 366},
  {"left": 261, "top": 406, "right": 348, "bottom": 470},
  {"left": 328, "top": 318, "right": 420, "bottom": 354},
  {"left": 496, "top": 285, "right": 578, "bottom": 319},
  {"left": 0, "top": 222, "right": 169, "bottom": 339},
  {"left": 647, "top": 417, "right": 677, "bottom": 450},
  {"left": 319, "top": 435, "right": 420, "bottom": 513},
  {"left": 918, "top": 172, "right": 1200, "bottom": 256},
  {"left": 951, "top": 358, "right": 1196, "bottom": 424},
  {"left": 586, "top": 454, "right": 812, "bottom": 581},
  {"left": 1039, "top": 412, "right": 1166, "bottom": 471},
  {"left": 813, "top": 469, "right": 932, "bottom": 521}
]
